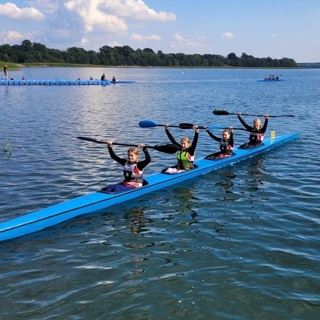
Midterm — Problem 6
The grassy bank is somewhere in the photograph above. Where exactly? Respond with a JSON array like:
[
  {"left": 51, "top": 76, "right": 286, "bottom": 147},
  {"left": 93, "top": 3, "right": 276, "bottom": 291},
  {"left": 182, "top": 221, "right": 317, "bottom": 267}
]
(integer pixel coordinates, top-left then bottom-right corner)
[
  {"left": 20, "top": 63, "right": 104, "bottom": 68},
  {"left": 0, "top": 62, "right": 22, "bottom": 71},
  {"left": 0, "top": 62, "right": 106, "bottom": 69}
]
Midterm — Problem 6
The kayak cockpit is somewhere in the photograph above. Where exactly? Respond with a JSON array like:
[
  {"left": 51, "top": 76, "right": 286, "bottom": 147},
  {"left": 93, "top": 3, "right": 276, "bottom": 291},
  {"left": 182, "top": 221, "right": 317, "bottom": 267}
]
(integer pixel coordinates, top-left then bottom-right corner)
[
  {"left": 205, "top": 152, "right": 235, "bottom": 160},
  {"left": 99, "top": 180, "right": 149, "bottom": 194},
  {"left": 161, "top": 164, "right": 199, "bottom": 174}
]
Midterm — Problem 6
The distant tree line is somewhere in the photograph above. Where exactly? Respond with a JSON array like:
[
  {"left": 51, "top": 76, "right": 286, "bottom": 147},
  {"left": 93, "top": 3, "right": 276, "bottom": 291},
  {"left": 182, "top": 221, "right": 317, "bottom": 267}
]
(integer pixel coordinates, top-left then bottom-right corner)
[
  {"left": 0, "top": 39, "right": 297, "bottom": 68},
  {"left": 296, "top": 62, "right": 320, "bottom": 68}
]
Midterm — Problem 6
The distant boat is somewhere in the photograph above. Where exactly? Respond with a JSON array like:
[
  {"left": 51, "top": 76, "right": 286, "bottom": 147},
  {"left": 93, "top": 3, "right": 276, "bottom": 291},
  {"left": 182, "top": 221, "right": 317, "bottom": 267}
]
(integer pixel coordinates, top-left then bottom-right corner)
[
  {"left": 111, "top": 80, "right": 135, "bottom": 84},
  {"left": 257, "top": 77, "right": 284, "bottom": 82}
]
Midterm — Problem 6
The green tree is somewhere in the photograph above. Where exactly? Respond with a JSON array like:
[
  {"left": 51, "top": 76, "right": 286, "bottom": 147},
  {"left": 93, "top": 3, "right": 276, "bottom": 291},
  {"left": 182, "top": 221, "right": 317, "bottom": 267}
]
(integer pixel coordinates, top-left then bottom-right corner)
[
  {"left": 0, "top": 39, "right": 298, "bottom": 68},
  {"left": 227, "top": 52, "right": 238, "bottom": 60},
  {"left": 21, "top": 39, "right": 33, "bottom": 51}
]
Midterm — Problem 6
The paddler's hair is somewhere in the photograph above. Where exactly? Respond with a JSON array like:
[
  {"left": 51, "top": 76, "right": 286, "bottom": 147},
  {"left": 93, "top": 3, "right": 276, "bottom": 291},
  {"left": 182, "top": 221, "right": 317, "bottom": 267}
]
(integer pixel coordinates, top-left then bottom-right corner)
[
  {"left": 253, "top": 118, "right": 262, "bottom": 128},
  {"left": 180, "top": 137, "right": 191, "bottom": 147},
  {"left": 127, "top": 147, "right": 139, "bottom": 155},
  {"left": 222, "top": 129, "right": 231, "bottom": 136}
]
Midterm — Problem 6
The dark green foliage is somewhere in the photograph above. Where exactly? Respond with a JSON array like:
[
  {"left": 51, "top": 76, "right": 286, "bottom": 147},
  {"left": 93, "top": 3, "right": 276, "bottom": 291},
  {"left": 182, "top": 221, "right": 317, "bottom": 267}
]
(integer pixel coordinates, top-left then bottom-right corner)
[
  {"left": 297, "top": 62, "right": 320, "bottom": 68},
  {"left": 0, "top": 39, "right": 297, "bottom": 68}
]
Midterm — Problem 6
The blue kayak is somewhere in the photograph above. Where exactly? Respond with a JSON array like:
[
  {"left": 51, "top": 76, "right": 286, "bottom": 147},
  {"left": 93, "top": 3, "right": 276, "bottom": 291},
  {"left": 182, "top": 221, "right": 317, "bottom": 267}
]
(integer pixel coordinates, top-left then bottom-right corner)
[
  {"left": 257, "top": 78, "right": 284, "bottom": 82},
  {"left": 0, "top": 132, "right": 299, "bottom": 242},
  {"left": 0, "top": 79, "right": 111, "bottom": 86}
]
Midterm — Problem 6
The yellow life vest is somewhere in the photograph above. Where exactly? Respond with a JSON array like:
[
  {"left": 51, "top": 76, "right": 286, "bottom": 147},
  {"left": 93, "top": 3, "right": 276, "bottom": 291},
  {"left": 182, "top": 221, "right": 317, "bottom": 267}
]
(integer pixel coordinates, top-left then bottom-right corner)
[{"left": 177, "top": 151, "right": 194, "bottom": 169}]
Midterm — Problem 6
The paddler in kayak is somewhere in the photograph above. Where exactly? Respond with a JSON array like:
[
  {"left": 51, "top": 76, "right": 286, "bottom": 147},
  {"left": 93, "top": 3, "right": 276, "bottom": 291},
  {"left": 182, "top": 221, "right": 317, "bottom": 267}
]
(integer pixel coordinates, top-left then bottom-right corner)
[
  {"left": 102, "top": 142, "right": 151, "bottom": 193},
  {"left": 237, "top": 113, "right": 269, "bottom": 149},
  {"left": 204, "top": 127, "right": 234, "bottom": 159},
  {"left": 164, "top": 124, "right": 199, "bottom": 173}
]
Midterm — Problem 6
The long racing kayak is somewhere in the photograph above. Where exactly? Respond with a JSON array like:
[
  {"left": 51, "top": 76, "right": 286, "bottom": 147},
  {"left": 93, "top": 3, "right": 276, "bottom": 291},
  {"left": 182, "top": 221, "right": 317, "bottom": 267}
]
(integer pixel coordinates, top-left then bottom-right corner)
[{"left": 0, "top": 132, "right": 299, "bottom": 242}]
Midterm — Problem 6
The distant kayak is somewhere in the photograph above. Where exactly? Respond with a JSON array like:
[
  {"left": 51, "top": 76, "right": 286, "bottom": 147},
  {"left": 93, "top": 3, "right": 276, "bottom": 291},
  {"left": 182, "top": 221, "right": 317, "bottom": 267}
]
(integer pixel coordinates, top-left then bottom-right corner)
[
  {"left": 111, "top": 80, "right": 135, "bottom": 84},
  {"left": 257, "top": 78, "right": 284, "bottom": 82}
]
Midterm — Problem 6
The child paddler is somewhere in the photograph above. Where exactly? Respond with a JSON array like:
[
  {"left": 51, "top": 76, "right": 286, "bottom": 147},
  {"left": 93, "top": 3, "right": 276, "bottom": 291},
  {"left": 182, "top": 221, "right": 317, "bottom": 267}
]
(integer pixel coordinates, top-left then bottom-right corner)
[
  {"left": 102, "top": 142, "right": 151, "bottom": 193},
  {"left": 237, "top": 113, "right": 269, "bottom": 149},
  {"left": 205, "top": 127, "right": 234, "bottom": 159},
  {"left": 164, "top": 124, "right": 199, "bottom": 174}
]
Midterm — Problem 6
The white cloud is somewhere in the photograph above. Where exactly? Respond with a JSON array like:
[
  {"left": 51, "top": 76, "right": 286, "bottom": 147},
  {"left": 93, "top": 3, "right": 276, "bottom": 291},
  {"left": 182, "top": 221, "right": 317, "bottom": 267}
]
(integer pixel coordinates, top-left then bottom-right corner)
[
  {"left": 53, "top": 0, "right": 174, "bottom": 48},
  {"left": 26, "top": 0, "right": 59, "bottom": 14},
  {"left": 174, "top": 33, "right": 184, "bottom": 43},
  {"left": 0, "top": 1, "right": 177, "bottom": 51},
  {"left": 130, "top": 33, "right": 162, "bottom": 42},
  {"left": 171, "top": 32, "right": 210, "bottom": 51},
  {"left": 81, "top": 36, "right": 89, "bottom": 46},
  {"left": 99, "top": 0, "right": 176, "bottom": 21},
  {"left": 0, "top": 30, "right": 24, "bottom": 44},
  {"left": 0, "top": 30, "right": 48, "bottom": 46},
  {"left": 62, "top": 0, "right": 175, "bottom": 35},
  {"left": 0, "top": 2, "right": 45, "bottom": 21},
  {"left": 64, "top": 0, "right": 127, "bottom": 33},
  {"left": 271, "top": 33, "right": 276, "bottom": 38},
  {"left": 108, "top": 40, "right": 122, "bottom": 47},
  {"left": 222, "top": 32, "right": 234, "bottom": 39}
]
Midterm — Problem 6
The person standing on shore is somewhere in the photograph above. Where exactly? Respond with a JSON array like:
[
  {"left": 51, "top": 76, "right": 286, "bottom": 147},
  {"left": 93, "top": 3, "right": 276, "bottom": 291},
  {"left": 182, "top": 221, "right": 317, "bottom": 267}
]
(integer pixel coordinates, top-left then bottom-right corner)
[{"left": 3, "top": 64, "right": 8, "bottom": 79}]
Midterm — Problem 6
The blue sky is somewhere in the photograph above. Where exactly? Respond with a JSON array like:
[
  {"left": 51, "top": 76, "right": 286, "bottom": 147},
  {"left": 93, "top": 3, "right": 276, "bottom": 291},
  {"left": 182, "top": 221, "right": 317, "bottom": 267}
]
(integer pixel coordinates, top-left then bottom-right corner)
[{"left": 0, "top": 0, "right": 319, "bottom": 62}]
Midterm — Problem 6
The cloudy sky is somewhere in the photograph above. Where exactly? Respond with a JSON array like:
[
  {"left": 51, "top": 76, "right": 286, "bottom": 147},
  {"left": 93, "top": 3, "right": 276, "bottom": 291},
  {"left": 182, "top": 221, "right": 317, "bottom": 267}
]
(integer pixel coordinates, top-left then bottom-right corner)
[{"left": 0, "top": 0, "right": 319, "bottom": 62}]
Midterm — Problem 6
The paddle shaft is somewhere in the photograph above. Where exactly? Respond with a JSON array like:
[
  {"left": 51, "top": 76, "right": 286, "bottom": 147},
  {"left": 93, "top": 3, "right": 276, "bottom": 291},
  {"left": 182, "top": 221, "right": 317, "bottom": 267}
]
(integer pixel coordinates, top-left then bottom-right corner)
[
  {"left": 77, "top": 137, "right": 147, "bottom": 147},
  {"left": 77, "top": 137, "right": 179, "bottom": 154},
  {"left": 139, "top": 120, "right": 226, "bottom": 130},
  {"left": 166, "top": 123, "right": 226, "bottom": 130},
  {"left": 142, "top": 122, "right": 201, "bottom": 129},
  {"left": 213, "top": 110, "right": 295, "bottom": 118},
  {"left": 230, "top": 112, "right": 292, "bottom": 118}
]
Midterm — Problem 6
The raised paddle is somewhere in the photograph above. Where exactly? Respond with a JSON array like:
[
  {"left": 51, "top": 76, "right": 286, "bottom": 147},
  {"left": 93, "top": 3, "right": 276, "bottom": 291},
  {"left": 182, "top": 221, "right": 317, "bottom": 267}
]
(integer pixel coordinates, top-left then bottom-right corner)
[
  {"left": 77, "top": 137, "right": 179, "bottom": 154},
  {"left": 139, "top": 119, "right": 226, "bottom": 130},
  {"left": 213, "top": 109, "right": 295, "bottom": 118}
]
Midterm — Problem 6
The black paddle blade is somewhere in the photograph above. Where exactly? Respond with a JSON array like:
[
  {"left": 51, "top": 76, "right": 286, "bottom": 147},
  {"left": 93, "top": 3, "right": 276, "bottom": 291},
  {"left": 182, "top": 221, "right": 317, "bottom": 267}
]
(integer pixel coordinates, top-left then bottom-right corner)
[
  {"left": 77, "top": 137, "right": 106, "bottom": 144},
  {"left": 213, "top": 110, "right": 231, "bottom": 115},
  {"left": 179, "top": 123, "right": 195, "bottom": 129},
  {"left": 179, "top": 123, "right": 209, "bottom": 130},
  {"left": 153, "top": 144, "right": 179, "bottom": 154}
]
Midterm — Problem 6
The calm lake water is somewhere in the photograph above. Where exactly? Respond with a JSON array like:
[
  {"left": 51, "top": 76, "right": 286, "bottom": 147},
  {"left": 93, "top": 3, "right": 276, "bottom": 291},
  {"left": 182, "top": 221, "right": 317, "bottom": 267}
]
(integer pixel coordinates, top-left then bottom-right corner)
[{"left": 1, "top": 67, "right": 319, "bottom": 319}]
